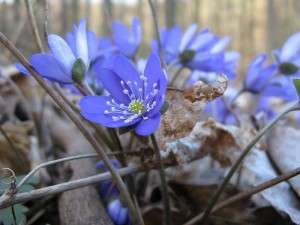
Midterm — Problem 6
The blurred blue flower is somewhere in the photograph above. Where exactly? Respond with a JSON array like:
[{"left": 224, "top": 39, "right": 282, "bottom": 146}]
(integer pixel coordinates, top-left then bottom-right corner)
[
  {"left": 255, "top": 96, "right": 276, "bottom": 122},
  {"left": 262, "top": 76, "right": 298, "bottom": 102},
  {"left": 96, "top": 160, "right": 121, "bottom": 199},
  {"left": 16, "top": 18, "right": 89, "bottom": 84},
  {"left": 80, "top": 53, "right": 167, "bottom": 136},
  {"left": 204, "top": 95, "right": 237, "bottom": 125},
  {"left": 243, "top": 54, "right": 277, "bottom": 93},
  {"left": 96, "top": 160, "right": 130, "bottom": 225},
  {"left": 112, "top": 17, "right": 142, "bottom": 58},
  {"left": 107, "top": 198, "right": 131, "bottom": 225},
  {"left": 273, "top": 32, "right": 300, "bottom": 76},
  {"left": 151, "top": 24, "right": 239, "bottom": 79}
]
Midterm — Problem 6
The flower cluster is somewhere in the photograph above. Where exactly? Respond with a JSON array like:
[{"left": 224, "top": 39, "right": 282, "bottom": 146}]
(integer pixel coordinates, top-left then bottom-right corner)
[
  {"left": 151, "top": 24, "right": 240, "bottom": 80},
  {"left": 205, "top": 32, "right": 300, "bottom": 124}
]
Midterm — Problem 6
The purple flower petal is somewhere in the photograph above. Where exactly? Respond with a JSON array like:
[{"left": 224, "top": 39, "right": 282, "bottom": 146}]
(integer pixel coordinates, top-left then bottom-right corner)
[
  {"left": 48, "top": 34, "right": 76, "bottom": 75},
  {"left": 87, "top": 30, "right": 99, "bottom": 61},
  {"left": 165, "top": 25, "right": 182, "bottom": 52},
  {"left": 96, "top": 67, "right": 131, "bottom": 104},
  {"left": 65, "top": 33, "right": 76, "bottom": 55},
  {"left": 211, "top": 36, "right": 231, "bottom": 53},
  {"left": 79, "top": 95, "right": 111, "bottom": 113},
  {"left": 280, "top": 32, "right": 300, "bottom": 61},
  {"left": 135, "top": 113, "right": 161, "bottom": 136},
  {"left": 76, "top": 18, "right": 89, "bottom": 66},
  {"left": 144, "top": 53, "right": 161, "bottom": 88},
  {"left": 179, "top": 23, "right": 198, "bottom": 52},
  {"left": 30, "top": 53, "right": 73, "bottom": 84},
  {"left": 113, "top": 22, "right": 130, "bottom": 40},
  {"left": 15, "top": 63, "right": 30, "bottom": 75},
  {"left": 189, "top": 31, "right": 215, "bottom": 51},
  {"left": 132, "top": 17, "right": 142, "bottom": 45},
  {"left": 113, "top": 55, "right": 142, "bottom": 97}
]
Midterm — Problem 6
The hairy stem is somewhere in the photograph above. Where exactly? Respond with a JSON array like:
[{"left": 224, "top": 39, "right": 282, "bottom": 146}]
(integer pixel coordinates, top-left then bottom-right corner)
[
  {"left": 199, "top": 102, "right": 300, "bottom": 224},
  {"left": 0, "top": 33, "right": 142, "bottom": 225},
  {"left": 151, "top": 133, "right": 172, "bottom": 225}
]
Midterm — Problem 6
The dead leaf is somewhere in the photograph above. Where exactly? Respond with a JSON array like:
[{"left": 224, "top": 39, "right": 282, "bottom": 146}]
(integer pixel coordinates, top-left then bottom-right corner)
[
  {"left": 160, "top": 118, "right": 256, "bottom": 167},
  {"left": 268, "top": 125, "right": 300, "bottom": 196},
  {"left": 0, "top": 121, "right": 33, "bottom": 174},
  {"left": 157, "top": 74, "right": 228, "bottom": 150},
  {"left": 244, "top": 149, "right": 300, "bottom": 224}
]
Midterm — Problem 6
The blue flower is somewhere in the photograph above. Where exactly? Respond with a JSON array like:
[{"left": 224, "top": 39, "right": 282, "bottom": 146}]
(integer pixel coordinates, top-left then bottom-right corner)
[
  {"left": 151, "top": 24, "right": 239, "bottom": 79},
  {"left": 96, "top": 160, "right": 121, "bottom": 199},
  {"left": 255, "top": 96, "right": 276, "bottom": 122},
  {"left": 16, "top": 18, "right": 89, "bottom": 84},
  {"left": 243, "top": 54, "right": 277, "bottom": 93},
  {"left": 112, "top": 17, "right": 142, "bottom": 58},
  {"left": 79, "top": 53, "right": 167, "bottom": 136},
  {"left": 107, "top": 199, "right": 130, "bottom": 225},
  {"left": 262, "top": 76, "right": 298, "bottom": 102},
  {"left": 273, "top": 32, "right": 300, "bottom": 76},
  {"left": 204, "top": 89, "right": 238, "bottom": 125}
]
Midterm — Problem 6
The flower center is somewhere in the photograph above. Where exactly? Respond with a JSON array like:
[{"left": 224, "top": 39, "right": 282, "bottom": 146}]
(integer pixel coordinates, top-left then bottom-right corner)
[{"left": 129, "top": 100, "right": 145, "bottom": 114}]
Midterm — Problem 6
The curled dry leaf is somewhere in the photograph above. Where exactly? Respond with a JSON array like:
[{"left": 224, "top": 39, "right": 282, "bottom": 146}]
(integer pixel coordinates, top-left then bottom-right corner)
[
  {"left": 0, "top": 122, "right": 33, "bottom": 174},
  {"left": 160, "top": 118, "right": 257, "bottom": 167},
  {"left": 157, "top": 74, "right": 228, "bottom": 150}
]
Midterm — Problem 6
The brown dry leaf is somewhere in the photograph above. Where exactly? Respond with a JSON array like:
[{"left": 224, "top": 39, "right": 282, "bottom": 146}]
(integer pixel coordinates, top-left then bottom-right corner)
[
  {"left": 157, "top": 74, "right": 228, "bottom": 150},
  {"left": 0, "top": 121, "right": 33, "bottom": 174},
  {"left": 161, "top": 118, "right": 257, "bottom": 167}
]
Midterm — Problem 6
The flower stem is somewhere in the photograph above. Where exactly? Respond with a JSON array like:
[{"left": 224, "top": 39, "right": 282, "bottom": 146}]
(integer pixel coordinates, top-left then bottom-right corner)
[
  {"left": 0, "top": 32, "right": 142, "bottom": 225},
  {"left": 150, "top": 133, "right": 172, "bottom": 225},
  {"left": 148, "top": 0, "right": 166, "bottom": 69},
  {"left": 24, "top": 0, "right": 44, "bottom": 52},
  {"left": 198, "top": 101, "right": 300, "bottom": 224}
]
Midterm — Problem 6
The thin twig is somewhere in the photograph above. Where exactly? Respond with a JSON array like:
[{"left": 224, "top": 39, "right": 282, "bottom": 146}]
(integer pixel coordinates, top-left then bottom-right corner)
[
  {"left": 151, "top": 133, "right": 172, "bottom": 225},
  {"left": 0, "top": 33, "right": 142, "bottom": 225},
  {"left": 44, "top": 0, "right": 49, "bottom": 41},
  {"left": 184, "top": 166, "right": 300, "bottom": 225},
  {"left": 198, "top": 102, "right": 300, "bottom": 224},
  {"left": 24, "top": 0, "right": 44, "bottom": 52},
  {"left": 0, "top": 165, "right": 140, "bottom": 210},
  {"left": 15, "top": 153, "right": 99, "bottom": 192}
]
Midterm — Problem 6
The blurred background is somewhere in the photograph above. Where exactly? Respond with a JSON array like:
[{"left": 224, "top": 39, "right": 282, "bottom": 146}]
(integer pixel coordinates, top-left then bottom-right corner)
[{"left": 1, "top": 0, "right": 300, "bottom": 77}]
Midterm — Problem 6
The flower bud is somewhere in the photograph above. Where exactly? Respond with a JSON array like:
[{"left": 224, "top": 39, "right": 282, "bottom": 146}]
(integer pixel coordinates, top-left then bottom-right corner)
[
  {"left": 72, "top": 58, "right": 86, "bottom": 84},
  {"left": 279, "top": 62, "right": 299, "bottom": 75},
  {"left": 179, "top": 49, "right": 196, "bottom": 63}
]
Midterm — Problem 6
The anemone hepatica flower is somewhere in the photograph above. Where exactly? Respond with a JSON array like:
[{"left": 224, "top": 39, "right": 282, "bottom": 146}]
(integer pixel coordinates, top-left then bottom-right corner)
[
  {"left": 112, "top": 17, "right": 142, "bottom": 58},
  {"left": 243, "top": 54, "right": 277, "bottom": 93},
  {"left": 80, "top": 53, "right": 167, "bottom": 136},
  {"left": 151, "top": 24, "right": 239, "bottom": 79},
  {"left": 107, "top": 199, "right": 130, "bottom": 225},
  {"left": 262, "top": 76, "right": 298, "bottom": 102},
  {"left": 96, "top": 160, "right": 121, "bottom": 199},
  {"left": 16, "top": 18, "right": 89, "bottom": 84},
  {"left": 273, "top": 32, "right": 300, "bottom": 76}
]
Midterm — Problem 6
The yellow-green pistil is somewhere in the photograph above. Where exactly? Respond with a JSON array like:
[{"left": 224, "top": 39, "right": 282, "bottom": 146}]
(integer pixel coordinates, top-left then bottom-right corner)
[{"left": 129, "top": 100, "right": 145, "bottom": 114}]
